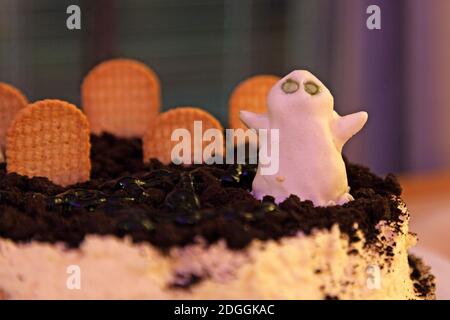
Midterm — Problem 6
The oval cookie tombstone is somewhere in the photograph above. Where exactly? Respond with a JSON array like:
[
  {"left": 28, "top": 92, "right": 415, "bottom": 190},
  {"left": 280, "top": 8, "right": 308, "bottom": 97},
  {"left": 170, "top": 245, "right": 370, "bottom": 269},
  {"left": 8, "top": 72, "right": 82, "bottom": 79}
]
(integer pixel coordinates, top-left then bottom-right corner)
[
  {"left": 143, "top": 107, "right": 223, "bottom": 165},
  {"left": 6, "top": 99, "right": 91, "bottom": 186},
  {"left": 0, "top": 82, "right": 28, "bottom": 147},
  {"left": 82, "top": 59, "right": 161, "bottom": 138},
  {"left": 229, "top": 75, "right": 280, "bottom": 130}
]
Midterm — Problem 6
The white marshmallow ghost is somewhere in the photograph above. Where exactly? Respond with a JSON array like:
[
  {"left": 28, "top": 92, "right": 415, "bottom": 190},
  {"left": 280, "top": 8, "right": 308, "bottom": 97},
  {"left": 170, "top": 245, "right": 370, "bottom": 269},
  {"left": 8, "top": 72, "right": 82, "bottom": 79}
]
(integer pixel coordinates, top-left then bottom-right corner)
[{"left": 240, "top": 70, "right": 368, "bottom": 207}]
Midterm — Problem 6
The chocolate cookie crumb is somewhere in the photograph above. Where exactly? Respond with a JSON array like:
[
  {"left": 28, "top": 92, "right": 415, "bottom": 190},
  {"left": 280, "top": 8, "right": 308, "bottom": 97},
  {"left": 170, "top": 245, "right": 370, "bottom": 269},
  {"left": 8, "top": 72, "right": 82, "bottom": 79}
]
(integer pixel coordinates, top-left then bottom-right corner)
[
  {"left": 408, "top": 255, "right": 436, "bottom": 299},
  {"left": 0, "top": 134, "right": 405, "bottom": 251}
]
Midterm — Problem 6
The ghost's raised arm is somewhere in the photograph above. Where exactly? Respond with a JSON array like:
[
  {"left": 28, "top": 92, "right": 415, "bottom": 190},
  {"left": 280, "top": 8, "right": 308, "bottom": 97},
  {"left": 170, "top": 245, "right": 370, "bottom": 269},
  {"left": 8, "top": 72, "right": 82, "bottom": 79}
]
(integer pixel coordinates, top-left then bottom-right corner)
[
  {"left": 332, "top": 111, "right": 368, "bottom": 150},
  {"left": 240, "top": 111, "right": 269, "bottom": 130}
]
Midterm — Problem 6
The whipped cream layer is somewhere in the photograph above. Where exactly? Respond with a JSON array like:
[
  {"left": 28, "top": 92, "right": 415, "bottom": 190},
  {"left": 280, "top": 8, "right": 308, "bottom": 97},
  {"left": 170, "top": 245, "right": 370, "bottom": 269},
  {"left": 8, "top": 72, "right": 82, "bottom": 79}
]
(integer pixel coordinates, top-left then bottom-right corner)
[{"left": 0, "top": 200, "right": 427, "bottom": 300}]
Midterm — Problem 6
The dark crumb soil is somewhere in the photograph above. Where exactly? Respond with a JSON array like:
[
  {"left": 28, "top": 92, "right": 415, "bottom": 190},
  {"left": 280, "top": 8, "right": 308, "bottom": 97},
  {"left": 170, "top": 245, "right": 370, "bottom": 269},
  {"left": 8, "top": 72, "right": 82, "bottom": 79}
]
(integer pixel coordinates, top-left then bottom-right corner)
[
  {"left": 408, "top": 254, "right": 436, "bottom": 299},
  {"left": 0, "top": 133, "right": 404, "bottom": 250}
]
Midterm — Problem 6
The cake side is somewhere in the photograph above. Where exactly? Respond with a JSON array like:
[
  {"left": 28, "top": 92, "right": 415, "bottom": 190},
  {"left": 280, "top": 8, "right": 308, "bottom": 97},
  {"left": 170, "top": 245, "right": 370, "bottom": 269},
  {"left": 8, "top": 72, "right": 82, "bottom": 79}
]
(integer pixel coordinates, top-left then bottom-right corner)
[
  {"left": 0, "top": 134, "right": 435, "bottom": 299},
  {"left": 0, "top": 197, "right": 429, "bottom": 299}
]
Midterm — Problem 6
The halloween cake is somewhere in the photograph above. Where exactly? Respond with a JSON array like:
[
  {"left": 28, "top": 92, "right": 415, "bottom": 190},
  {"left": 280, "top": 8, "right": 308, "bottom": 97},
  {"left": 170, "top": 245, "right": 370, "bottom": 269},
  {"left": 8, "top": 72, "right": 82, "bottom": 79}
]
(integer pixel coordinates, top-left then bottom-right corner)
[{"left": 0, "top": 60, "right": 435, "bottom": 299}]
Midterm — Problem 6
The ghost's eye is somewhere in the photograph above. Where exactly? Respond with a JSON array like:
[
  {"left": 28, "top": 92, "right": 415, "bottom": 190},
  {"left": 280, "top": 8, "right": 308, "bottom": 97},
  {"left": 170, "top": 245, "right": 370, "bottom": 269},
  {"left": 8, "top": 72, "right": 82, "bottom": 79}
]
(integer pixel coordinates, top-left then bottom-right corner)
[
  {"left": 304, "top": 81, "right": 320, "bottom": 95},
  {"left": 281, "top": 78, "right": 299, "bottom": 94}
]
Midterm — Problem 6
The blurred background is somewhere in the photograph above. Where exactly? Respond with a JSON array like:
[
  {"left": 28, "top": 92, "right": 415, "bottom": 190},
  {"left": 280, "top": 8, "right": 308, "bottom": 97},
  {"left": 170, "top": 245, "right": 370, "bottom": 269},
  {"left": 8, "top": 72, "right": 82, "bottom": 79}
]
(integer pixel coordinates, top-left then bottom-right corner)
[
  {"left": 0, "top": 0, "right": 449, "bottom": 296},
  {"left": 0, "top": 0, "right": 450, "bottom": 173},
  {"left": 2, "top": 0, "right": 450, "bottom": 176}
]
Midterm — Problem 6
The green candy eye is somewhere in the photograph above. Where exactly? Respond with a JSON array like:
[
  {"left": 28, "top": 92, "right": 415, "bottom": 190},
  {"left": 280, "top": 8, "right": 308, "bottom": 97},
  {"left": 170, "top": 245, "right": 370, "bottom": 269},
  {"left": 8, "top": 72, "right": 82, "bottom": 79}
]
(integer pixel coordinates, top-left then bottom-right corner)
[
  {"left": 281, "top": 78, "right": 299, "bottom": 94},
  {"left": 304, "top": 81, "right": 320, "bottom": 95}
]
